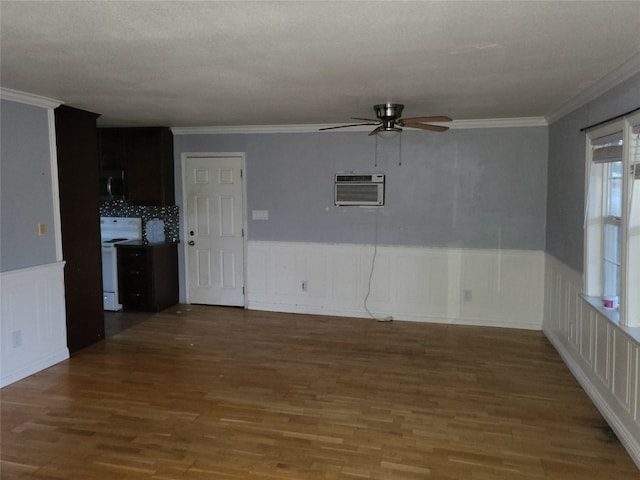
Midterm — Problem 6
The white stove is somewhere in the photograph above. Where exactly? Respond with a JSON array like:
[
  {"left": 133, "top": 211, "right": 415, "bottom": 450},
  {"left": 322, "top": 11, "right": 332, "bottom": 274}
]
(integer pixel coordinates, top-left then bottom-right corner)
[{"left": 100, "top": 217, "right": 142, "bottom": 310}]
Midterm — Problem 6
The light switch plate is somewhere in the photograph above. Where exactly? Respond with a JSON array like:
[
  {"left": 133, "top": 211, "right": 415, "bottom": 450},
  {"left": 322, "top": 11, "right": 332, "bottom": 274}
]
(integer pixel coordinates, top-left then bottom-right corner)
[{"left": 252, "top": 210, "right": 269, "bottom": 220}]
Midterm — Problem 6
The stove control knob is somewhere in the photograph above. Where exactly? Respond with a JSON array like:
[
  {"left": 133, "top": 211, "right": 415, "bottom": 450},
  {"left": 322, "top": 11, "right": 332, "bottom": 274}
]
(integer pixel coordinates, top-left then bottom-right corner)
[{"left": 188, "top": 240, "right": 195, "bottom": 246}]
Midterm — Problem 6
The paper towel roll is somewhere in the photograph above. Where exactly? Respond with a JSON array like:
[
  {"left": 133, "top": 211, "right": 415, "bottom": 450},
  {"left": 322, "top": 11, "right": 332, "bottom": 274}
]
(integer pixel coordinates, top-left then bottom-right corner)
[{"left": 145, "top": 219, "right": 165, "bottom": 243}]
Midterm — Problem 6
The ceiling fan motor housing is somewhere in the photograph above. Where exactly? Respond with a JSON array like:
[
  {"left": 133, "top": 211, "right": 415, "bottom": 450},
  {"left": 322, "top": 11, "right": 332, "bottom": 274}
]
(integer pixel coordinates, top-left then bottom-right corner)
[{"left": 374, "top": 103, "right": 404, "bottom": 120}]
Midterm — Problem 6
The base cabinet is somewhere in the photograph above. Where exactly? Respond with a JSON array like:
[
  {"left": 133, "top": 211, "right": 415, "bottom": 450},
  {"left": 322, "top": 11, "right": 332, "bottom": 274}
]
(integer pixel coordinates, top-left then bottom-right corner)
[{"left": 117, "top": 243, "right": 178, "bottom": 311}]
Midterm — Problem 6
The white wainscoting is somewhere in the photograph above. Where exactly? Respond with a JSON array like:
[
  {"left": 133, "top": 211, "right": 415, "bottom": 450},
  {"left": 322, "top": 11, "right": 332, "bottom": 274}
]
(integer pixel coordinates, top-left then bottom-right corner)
[
  {"left": 247, "top": 241, "right": 544, "bottom": 330},
  {"left": 543, "top": 254, "right": 640, "bottom": 469},
  {"left": 1, "top": 262, "right": 69, "bottom": 387}
]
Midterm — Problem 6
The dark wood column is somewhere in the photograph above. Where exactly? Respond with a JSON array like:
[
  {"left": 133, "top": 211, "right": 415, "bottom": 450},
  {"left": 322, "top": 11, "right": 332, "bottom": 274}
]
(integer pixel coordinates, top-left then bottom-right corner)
[{"left": 54, "top": 105, "right": 104, "bottom": 352}]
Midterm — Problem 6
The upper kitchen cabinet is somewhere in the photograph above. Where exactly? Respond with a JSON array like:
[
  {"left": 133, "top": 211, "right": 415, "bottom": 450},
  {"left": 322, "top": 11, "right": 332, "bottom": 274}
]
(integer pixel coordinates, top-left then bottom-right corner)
[{"left": 98, "top": 127, "right": 175, "bottom": 206}]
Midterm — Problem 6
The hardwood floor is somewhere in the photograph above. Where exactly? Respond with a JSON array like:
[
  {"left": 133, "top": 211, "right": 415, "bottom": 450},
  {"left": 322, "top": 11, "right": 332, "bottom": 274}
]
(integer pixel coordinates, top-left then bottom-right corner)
[
  {"left": 1, "top": 306, "right": 638, "bottom": 479},
  {"left": 104, "top": 310, "right": 154, "bottom": 338}
]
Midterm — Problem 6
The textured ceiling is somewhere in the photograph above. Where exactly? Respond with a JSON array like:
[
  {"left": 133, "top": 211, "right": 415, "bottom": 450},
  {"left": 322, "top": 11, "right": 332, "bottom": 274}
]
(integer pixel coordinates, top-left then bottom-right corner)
[{"left": 1, "top": 1, "right": 639, "bottom": 127}]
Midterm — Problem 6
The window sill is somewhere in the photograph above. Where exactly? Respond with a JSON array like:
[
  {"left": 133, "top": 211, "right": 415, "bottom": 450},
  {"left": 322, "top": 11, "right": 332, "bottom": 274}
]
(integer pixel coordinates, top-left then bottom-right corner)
[{"left": 582, "top": 295, "right": 640, "bottom": 344}]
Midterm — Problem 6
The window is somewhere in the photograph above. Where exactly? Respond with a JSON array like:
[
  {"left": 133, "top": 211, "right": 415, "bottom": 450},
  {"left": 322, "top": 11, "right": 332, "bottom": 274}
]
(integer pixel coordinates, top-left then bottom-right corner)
[
  {"left": 585, "top": 113, "right": 640, "bottom": 328},
  {"left": 602, "top": 144, "right": 622, "bottom": 300}
]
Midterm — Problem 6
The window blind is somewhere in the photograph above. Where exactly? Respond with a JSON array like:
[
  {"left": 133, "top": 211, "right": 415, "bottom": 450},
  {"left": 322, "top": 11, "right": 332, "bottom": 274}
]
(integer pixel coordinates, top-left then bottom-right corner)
[{"left": 592, "top": 132, "right": 623, "bottom": 164}]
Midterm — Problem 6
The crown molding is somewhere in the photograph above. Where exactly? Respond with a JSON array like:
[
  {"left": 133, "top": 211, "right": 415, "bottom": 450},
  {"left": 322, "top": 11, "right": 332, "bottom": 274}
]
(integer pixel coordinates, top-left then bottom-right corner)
[
  {"left": 0, "top": 88, "right": 62, "bottom": 109},
  {"left": 172, "top": 124, "right": 334, "bottom": 135},
  {"left": 172, "top": 117, "right": 547, "bottom": 135},
  {"left": 545, "top": 51, "right": 640, "bottom": 125},
  {"left": 445, "top": 117, "right": 547, "bottom": 129}
]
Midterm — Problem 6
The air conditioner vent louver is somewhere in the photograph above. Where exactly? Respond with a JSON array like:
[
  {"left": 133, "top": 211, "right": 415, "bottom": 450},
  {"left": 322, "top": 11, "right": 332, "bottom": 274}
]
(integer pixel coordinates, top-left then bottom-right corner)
[
  {"left": 335, "top": 173, "right": 385, "bottom": 206},
  {"left": 336, "top": 174, "right": 375, "bottom": 182}
]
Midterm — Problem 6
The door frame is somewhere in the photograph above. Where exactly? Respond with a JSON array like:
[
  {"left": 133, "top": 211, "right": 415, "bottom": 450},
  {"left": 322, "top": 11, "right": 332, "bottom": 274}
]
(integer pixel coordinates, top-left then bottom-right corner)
[{"left": 180, "top": 152, "right": 248, "bottom": 307}]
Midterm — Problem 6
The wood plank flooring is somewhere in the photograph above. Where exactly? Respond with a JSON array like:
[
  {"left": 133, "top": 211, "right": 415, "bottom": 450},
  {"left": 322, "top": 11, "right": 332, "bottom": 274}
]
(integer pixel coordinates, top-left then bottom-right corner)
[
  {"left": 1, "top": 305, "right": 638, "bottom": 479},
  {"left": 104, "top": 310, "right": 154, "bottom": 338}
]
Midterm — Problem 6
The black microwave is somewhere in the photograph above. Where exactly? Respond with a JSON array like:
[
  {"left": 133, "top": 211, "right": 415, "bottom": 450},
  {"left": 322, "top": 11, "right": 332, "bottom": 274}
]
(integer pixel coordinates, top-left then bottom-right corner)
[{"left": 99, "top": 169, "right": 126, "bottom": 201}]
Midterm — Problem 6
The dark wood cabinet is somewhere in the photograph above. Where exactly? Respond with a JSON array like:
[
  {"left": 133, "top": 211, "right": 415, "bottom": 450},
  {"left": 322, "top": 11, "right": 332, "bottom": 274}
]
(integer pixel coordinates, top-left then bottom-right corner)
[
  {"left": 54, "top": 105, "right": 105, "bottom": 352},
  {"left": 117, "top": 243, "right": 178, "bottom": 311},
  {"left": 97, "top": 128, "right": 126, "bottom": 170},
  {"left": 98, "top": 127, "right": 175, "bottom": 206}
]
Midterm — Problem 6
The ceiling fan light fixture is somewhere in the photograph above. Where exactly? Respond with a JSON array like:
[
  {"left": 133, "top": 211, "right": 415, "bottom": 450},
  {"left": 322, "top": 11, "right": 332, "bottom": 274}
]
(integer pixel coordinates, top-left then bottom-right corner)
[{"left": 377, "top": 127, "right": 402, "bottom": 139}]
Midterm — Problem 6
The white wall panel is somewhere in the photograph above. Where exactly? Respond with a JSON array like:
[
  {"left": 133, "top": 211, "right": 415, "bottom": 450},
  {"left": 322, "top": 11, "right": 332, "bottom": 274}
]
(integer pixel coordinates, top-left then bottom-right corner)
[
  {"left": 500, "top": 257, "right": 535, "bottom": 313},
  {"left": 595, "top": 316, "right": 611, "bottom": 387},
  {"left": 330, "top": 253, "right": 359, "bottom": 301},
  {"left": 1, "top": 262, "right": 69, "bottom": 387},
  {"left": 305, "top": 252, "right": 328, "bottom": 299},
  {"left": 247, "top": 248, "right": 268, "bottom": 294},
  {"left": 460, "top": 254, "right": 498, "bottom": 319},
  {"left": 567, "top": 281, "right": 580, "bottom": 350},
  {"left": 395, "top": 253, "right": 428, "bottom": 306},
  {"left": 543, "top": 254, "right": 640, "bottom": 469},
  {"left": 613, "top": 329, "right": 632, "bottom": 411},
  {"left": 580, "top": 308, "right": 595, "bottom": 367},
  {"left": 368, "top": 252, "right": 393, "bottom": 305},
  {"left": 272, "top": 250, "right": 299, "bottom": 296},
  {"left": 424, "top": 255, "right": 450, "bottom": 317},
  {"left": 247, "top": 241, "right": 543, "bottom": 329}
]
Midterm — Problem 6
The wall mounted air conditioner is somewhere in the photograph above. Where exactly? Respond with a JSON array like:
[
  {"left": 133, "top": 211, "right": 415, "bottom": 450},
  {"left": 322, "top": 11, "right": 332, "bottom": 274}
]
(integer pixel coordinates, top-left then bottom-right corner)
[{"left": 335, "top": 173, "right": 385, "bottom": 206}]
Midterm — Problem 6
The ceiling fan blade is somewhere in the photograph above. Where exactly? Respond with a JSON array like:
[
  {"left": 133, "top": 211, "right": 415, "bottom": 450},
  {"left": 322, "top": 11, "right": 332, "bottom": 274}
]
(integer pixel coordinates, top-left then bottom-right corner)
[
  {"left": 368, "top": 126, "right": 384, "bottom": 136},
  {"left": 351, "top": 117, "right": 379, "bottom": 122},
  {"left": 403, "top": 122, "right": 450, "bottom": 132},
  {"left": 319, "top": 123, "right": 378, "bottom": 131},
  {"left": 399, "top": 116, "right": 452, "bottom": 124}
]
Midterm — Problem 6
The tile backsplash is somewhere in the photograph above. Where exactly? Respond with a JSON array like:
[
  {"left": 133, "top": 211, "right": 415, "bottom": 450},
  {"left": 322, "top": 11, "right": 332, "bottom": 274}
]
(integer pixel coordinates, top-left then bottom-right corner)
[{"left": 100, "top": 201, "right": 179, "bottom": 243}]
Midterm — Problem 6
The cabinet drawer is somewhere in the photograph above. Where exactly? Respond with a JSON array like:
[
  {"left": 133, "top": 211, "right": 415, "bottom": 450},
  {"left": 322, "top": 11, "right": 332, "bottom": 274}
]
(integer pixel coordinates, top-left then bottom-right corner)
[
  {"left": 120, "top": 290, "right": 150, "bottom": 308},
  {"left": 119, "top": 249, "right": 147, "bottom": 267},
  {"left": 121, "top": 266, "right": 146, "bottom": 281},
  {"left": 120, "top": 272, "right": 147, "bottom": 292}
]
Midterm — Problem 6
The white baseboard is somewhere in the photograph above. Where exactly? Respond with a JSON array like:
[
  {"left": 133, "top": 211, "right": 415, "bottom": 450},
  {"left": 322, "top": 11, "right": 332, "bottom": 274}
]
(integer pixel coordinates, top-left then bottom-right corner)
[
  {"left": 1, "top": 348, "right": 70, "bottom": 388},
  {"left": 247, "top": 300, "right": 542, "bottom": 330}
]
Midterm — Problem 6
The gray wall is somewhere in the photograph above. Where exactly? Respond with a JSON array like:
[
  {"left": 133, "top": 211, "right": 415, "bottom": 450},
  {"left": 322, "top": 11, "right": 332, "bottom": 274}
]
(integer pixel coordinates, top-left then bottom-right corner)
[
  {"left": 546, "top": 72, "right": 640, "bottom": 272},
  {"left": 1, "top": 99, "right": 58, "bottom": 272},
  {"left": 174, "top": 126, "right": 548, "bottom": 250}
]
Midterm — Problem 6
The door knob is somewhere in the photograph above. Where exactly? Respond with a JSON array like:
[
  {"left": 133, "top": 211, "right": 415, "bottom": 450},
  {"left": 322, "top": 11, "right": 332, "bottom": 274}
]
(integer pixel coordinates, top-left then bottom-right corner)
[{"left": 188, "top": 240, "right": 195, "bottom": 246}]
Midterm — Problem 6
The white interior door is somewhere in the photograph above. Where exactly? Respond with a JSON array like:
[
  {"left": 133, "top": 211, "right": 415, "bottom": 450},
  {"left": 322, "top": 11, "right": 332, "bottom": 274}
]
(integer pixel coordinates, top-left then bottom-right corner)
[{"left": 184, "top": 155, "right": 245, "bottom": 306}]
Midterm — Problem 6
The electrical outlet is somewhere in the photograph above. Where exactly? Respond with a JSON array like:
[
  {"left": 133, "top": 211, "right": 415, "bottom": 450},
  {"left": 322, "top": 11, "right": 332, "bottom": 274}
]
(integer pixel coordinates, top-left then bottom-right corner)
[
  {"left": 301, "top": 280, "right": 308, "bottom": 292},
  {"left": 11, "top": 330, "right": 22, "bottom": 348},
  {"left": 464, "top": 289, "right": 473, "bottom": 302},
  {"left": 38, "top": 223, "right": 46, "bottom": 236}
]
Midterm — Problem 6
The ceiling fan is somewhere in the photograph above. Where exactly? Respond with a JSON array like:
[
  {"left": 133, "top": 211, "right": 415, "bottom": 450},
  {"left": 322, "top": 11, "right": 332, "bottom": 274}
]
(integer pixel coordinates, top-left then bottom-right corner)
[{"left": 320, "top": 103, "right": 452, "bottom": 136}]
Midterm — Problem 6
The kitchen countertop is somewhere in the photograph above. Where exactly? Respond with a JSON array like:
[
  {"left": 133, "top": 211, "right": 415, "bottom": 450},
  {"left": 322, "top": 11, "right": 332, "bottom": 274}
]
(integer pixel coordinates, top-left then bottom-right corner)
[{"left": 115, "top": 240, "right": 180, "bottom": 248}]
